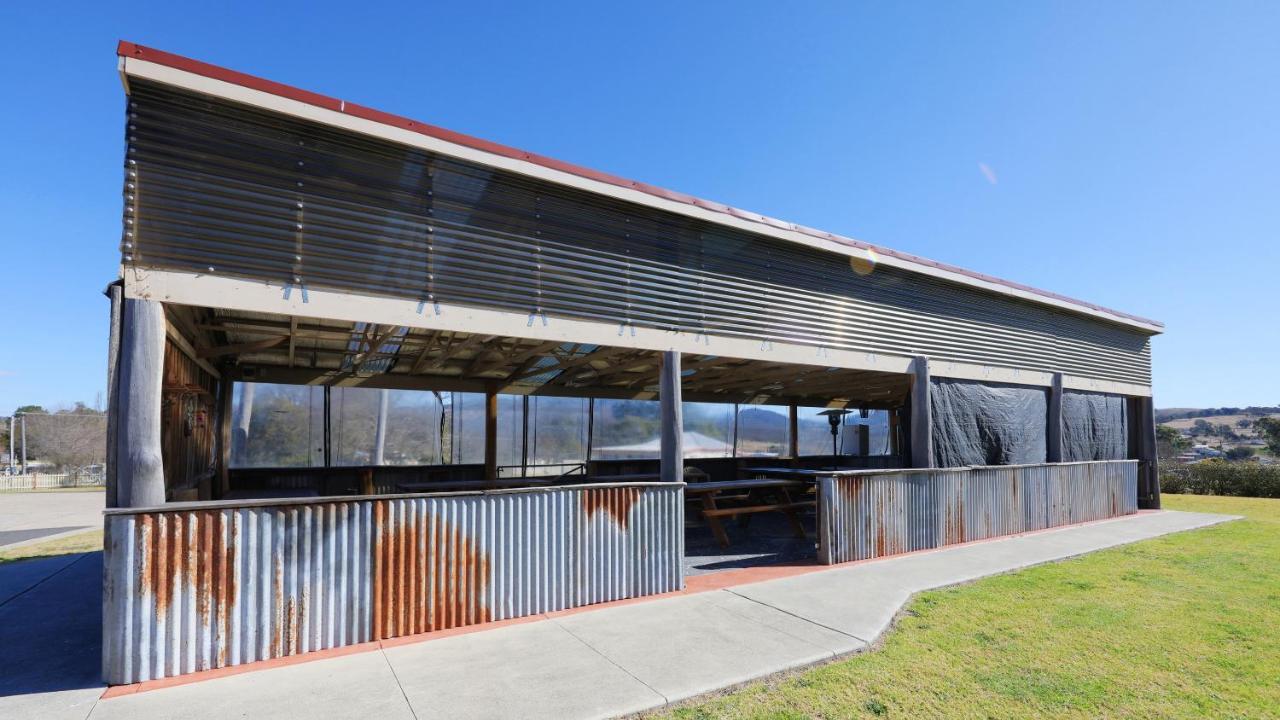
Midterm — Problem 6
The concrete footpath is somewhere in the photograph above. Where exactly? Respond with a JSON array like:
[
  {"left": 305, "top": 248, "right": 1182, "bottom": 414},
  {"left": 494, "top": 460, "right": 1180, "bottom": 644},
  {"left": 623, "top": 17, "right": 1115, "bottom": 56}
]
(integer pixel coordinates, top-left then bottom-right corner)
[
  {"left": 1, "top": 509, "right": 1235, "bottom": 720},
  {"left": 0, "top": 490, "right": 104, "bottom": 549}
]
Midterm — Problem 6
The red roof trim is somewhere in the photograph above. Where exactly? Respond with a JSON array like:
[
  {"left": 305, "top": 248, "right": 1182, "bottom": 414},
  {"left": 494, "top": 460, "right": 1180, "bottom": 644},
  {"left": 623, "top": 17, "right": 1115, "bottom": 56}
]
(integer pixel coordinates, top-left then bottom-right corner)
[{"left": 116, "top": 41, "right": 1162, "bottom": 331}]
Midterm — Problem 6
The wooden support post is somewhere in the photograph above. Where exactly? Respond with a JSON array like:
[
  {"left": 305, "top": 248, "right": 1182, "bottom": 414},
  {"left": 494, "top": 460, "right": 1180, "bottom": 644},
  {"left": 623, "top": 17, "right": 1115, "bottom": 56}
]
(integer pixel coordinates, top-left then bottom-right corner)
[
  {"left": 888, "top": 408, "right": 901, "bottom": 459},
  {"left": 116, "top": 298, "right": 167, "bottom": 507},
  {"left": 857, "top": 408, "right": 870, "bottom": 457},
  {"left": 1133, "top": 396, "right": 1160, "bottom": 509},
  {"left": 1047, "top": 372, "right": 1063, "bottom": 463},
  {"left": 484, "top": 384, "right": 498, "bottom": 482},
  {"left": 909, "top": 356, "right": 934, "bottom": 468},
  {"left": 585, "top": 397, "right": 595, "bottom": 469},
  {"left": 216, "top": 376, "right": 232, "bottom": 499},
  {"left": 520, "top": 395, "right": 530, "bottom": 477},
  {"left": 659, "top": 351, "right": 684, "bottom": 483},
  {"left": 787, "top": 404, "right": 799, "bottom": 463},
  {"left": 372, "top": 388, "right": 389, "bottom": 465},
  {"left": 104, "top": 283, "right": 123, "bottom": 508},
  {"left": 232, "top": 381, "right": 254, "bottom": 467}
]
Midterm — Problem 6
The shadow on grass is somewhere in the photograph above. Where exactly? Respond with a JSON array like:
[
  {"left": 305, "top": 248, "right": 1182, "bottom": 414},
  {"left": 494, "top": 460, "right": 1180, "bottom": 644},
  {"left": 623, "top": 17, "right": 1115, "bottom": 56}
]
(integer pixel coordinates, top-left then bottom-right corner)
[{"left": 0, "top": 551, "right": 103, "bottom": 696}]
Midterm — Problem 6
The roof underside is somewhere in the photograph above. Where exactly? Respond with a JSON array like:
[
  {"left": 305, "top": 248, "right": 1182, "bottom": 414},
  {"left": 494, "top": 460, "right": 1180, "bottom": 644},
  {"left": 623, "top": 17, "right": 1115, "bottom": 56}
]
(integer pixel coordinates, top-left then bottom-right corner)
[
  {"left": 170, "top": 304, "right": 910, "bottom": 408},
  {"left": 117, "top": 41, "right": 1161, "bottom": 335}
]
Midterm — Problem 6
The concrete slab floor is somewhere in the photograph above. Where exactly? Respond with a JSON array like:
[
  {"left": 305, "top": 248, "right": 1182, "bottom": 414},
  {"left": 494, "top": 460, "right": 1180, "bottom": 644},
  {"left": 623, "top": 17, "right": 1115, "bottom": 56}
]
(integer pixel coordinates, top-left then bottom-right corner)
[{"left": 0, "top": 509, "right": 1238, "bottom": 720}]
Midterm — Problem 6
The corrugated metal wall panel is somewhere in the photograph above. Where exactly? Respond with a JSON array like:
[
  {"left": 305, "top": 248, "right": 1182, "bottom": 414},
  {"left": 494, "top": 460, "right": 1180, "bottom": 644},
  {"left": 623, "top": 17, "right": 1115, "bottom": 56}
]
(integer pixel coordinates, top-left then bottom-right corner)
[
  {"left": 103, "top": 483, "right": 683, "bottom": 685},
  {"left": 123, "top": 82, "right": 1153, "bottom": 386},
  {"left": 817, "top": 460, "right": 1138, "bottom": 564}
]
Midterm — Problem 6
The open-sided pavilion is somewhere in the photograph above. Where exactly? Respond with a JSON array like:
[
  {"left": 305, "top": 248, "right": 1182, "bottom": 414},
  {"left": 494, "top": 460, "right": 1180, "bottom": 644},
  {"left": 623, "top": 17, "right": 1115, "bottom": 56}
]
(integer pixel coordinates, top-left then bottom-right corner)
[{"left": 102, "top": 42, "right": 1161, "bottom": 685}]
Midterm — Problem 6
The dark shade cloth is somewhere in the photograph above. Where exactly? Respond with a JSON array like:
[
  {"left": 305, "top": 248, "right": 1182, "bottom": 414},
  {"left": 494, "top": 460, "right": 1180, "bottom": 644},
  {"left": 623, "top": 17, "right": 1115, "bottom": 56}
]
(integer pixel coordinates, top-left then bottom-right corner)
[
  {"left": 931, "top": 378, "right": 1048, "bottom": 467},
  {"left": 1061, "top": 390, "right": 1128, "bottom": 461}
]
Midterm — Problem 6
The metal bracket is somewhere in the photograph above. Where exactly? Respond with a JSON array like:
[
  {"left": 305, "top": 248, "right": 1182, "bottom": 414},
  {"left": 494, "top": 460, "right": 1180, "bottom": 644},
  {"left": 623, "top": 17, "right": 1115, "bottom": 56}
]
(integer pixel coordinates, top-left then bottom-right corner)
[{"left": 282, "top": 282, "right": 309, "bottom": 303}]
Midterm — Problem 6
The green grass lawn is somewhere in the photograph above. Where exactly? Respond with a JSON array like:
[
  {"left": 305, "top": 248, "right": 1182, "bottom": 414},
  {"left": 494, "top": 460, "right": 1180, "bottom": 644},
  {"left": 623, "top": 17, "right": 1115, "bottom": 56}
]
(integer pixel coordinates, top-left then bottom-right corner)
[
  {"left": 659, "top": 495, "right": 1279, "bottom": 719},
  {"left": 0, "top": 529, "right": 103, "bottom": 564}
]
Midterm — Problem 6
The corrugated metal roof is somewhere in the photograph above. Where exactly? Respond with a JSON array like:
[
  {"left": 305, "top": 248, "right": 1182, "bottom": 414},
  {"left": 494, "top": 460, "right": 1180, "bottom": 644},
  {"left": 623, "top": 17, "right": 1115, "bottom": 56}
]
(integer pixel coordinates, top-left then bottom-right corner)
[{"left": 115, "top": 41, "right": 1163, "bottom": 334}]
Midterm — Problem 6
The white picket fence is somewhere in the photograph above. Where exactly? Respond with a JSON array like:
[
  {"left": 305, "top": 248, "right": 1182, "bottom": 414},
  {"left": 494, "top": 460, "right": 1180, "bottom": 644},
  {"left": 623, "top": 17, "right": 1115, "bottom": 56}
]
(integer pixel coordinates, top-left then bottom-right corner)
[{"left": 0, "top": 471, "right": 105, "bottom": 491}]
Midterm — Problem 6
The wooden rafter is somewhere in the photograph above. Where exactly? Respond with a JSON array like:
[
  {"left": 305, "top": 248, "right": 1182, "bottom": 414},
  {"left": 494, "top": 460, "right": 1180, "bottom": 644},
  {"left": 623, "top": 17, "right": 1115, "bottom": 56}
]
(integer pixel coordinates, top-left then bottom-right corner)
[
  {"left": 197, "top": 335, "right": 288, "bottom": 358},
  {"left": 351, "top": 324, "right": 403, "bottom": 375},
  {"left": 509, "top": 344, "right": 635, "bottom": 383}
]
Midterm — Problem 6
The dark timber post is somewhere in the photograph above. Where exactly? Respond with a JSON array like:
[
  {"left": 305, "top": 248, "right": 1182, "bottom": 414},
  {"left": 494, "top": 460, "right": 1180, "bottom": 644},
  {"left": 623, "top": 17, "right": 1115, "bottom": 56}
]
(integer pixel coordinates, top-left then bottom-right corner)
[
  {"left": 1134, "top": 396, "right": 1160, "bottom": 509},
  {"left": 787, "top": 403, "right": 799, "bottom": 463},
  {"left": 1047, "top": 372, "right": 1064, "bottom": 463},
  {"left": 909, "top": 356, "right": 933, "bottom": 468},
  {"left": 104, "top": 283, "right": 123, "bottom": 508},
  {"left": 116, "top": 298, "right": 166, "bottom": 507},
  {"left": 857, "top": 408, "right": 870, "bottom": 458},
  {"left": 215, "top": 374, "right": 232, "bottom": 499},
  {"left": 484, "top": 384, "right": 499, "bottom": 483},
  {"left": 659, "top": 351, "right": 684, "bottom": 483}
]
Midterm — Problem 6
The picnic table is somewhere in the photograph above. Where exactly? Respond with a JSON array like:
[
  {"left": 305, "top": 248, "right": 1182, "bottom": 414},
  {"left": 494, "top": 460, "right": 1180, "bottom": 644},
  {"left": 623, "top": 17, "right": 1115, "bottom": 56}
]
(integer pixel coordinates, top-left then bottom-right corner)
[
  {"left": 395, "top": 477, "right": 557, "bottom": 493},
  {"left": 741, "top": 466, "right": 856, "bottom": 478},
  {"left": 584, "top": 473, "right": 660, "bottom": 483},
  {"left": 222, "top": 488, "right": 320, "bottom": 501},
  {"left": 685, "top": 478, "right": 813, "bottom": 549}
]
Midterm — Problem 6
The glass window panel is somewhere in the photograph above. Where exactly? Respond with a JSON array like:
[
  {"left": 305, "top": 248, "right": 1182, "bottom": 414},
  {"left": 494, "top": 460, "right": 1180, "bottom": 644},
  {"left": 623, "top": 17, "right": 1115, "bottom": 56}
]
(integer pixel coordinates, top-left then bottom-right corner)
[
  {"left": 866, "top": 409, "right": 892, "bottom": 456},
  {"left": 230, "top": 382, "right": 324, "bottom": 468},
  {"left": 797, "top": 406, "right": 836, "bottom": 457},
  {"left": 591, "top": 399, "right": 661, "bottom": 460},
  {"left": 450, "top": 392, "right": 485, "bottom": 465},
  {"left": 735, "top": 404, "right": 789, "bottom": 458},
  {"left": 798, "top": 407, "right": 888, "bottom": 457},
  {"left": 332, "top": 387, "right": 448, "bottom": 466},
  {"left": 527, "top": 396, "right": 589, "bottom": 473},
  {"left": 497, "top": 395, "right": 522, "bottom": 471},
  {"left": 331, "top": 387, "right": 378, "bottom": 466},
  {"left": 682, "top": 402, "right": 735, "bottom": 459}
]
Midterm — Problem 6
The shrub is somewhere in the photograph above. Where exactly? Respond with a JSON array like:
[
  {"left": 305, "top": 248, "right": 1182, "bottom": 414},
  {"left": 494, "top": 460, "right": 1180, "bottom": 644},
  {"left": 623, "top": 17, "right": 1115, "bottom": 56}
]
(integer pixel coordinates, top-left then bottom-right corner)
[{"left": 1160, "top": 460, "right": 1280, "bottom": 499}]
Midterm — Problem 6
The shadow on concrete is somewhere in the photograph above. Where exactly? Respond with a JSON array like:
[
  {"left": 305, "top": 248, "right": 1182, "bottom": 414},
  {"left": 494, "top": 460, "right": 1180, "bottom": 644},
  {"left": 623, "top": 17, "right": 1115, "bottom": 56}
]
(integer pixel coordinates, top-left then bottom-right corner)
[
  {"left": 684, "top": 511, "right": 817, "bottom": 576},
  {"left": 0, "top": 551, "right": 103, "bottom": 697}
]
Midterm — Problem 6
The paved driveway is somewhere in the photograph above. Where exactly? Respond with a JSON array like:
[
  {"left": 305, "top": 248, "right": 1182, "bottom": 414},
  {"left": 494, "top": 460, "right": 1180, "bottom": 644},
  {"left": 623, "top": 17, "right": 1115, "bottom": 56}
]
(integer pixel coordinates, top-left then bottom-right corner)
[{"left": 0, "top": 491, "right": 104, "bottom": 548}]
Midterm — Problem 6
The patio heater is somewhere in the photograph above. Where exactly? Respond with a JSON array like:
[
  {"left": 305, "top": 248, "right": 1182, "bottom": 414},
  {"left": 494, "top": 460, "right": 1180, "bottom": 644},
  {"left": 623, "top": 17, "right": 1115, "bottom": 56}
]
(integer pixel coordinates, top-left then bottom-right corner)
[{"left": 817, "top": 408, "right": 853, "bottom": 469}]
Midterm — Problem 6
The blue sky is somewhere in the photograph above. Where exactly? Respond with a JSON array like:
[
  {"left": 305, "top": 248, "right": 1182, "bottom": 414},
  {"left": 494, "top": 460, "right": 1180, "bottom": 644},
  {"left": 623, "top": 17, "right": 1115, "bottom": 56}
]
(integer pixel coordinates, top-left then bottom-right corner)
[{"left": 1, "top": 1, "right": 1276, "bottom": 414}]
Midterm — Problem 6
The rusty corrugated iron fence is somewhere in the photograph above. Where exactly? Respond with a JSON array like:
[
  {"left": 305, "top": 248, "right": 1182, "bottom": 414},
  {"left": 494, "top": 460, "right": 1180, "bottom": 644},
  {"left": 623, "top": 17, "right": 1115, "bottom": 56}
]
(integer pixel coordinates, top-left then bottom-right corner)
[
  {"left": 816, "top": 460, "right": 1138, "bottom": 564},
  {"left": 102, "top": 482, "right": 683, "bottom": 685}
]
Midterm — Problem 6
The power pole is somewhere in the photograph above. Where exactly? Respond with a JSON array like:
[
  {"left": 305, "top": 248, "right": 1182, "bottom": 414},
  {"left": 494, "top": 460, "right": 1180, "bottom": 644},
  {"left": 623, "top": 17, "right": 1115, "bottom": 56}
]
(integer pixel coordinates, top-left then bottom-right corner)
[
  {"left": 20, "top": 413, "right": 27, "bottom": 474},
  {"left": 7, "top": 416, "right": 13, "bottom": 475}
]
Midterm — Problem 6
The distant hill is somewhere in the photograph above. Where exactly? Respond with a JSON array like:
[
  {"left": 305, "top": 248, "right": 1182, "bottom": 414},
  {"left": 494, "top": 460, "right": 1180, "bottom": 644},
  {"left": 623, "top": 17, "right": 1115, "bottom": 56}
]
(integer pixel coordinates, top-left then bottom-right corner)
[{"left": 1155, "top": 406, "right": 1280, "bottom": 423}]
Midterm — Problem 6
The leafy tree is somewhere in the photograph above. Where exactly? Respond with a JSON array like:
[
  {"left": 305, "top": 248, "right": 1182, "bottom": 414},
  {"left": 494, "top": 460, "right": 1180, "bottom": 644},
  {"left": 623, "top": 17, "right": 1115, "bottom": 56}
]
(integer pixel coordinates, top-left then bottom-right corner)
[
  {"left": 1192, "top": 419, "right": 1214, "bottom": 436},
  {"left": 1255, "top": 417, "right": 1280, "bottom": 455},
  {"left": 1156, "top": 424, "right": 1190, "bottom": 459},
  {"left": 1225, "top": 447, "right": 1254, "bottom": 461},
  {"left": 1237, "top": 418, "right": 1253, "bottom": 429},
  {"left": 14, "top": 405, "right": 46, "bottom": 415}
]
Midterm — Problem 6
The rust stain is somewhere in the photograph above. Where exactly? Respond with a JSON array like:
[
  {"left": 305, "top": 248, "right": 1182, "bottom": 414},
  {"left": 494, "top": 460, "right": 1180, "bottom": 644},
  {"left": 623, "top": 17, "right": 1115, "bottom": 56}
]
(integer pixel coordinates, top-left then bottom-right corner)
[
  {"left": 372, "top": 500, "right": 491, "bottom": 641},
  {"left": 197, "top": 512, "right": 213, "bottom": 627},
  {"left": 284, "top": 598, "right": 297, "bottom": 656},
  {"left": 581, "top": 487, "right": 644, "bottom": 530},
  {"left": 140, "top": 514, "right": 172, "bottom": 617}
]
